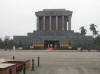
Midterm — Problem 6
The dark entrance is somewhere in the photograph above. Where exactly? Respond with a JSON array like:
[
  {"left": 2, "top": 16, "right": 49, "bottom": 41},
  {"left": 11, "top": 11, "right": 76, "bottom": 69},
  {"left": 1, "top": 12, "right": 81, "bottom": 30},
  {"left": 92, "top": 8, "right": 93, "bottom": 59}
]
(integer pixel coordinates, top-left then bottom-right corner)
[{"left": 44, "top": 40, "right": 60, "bottom": 48}]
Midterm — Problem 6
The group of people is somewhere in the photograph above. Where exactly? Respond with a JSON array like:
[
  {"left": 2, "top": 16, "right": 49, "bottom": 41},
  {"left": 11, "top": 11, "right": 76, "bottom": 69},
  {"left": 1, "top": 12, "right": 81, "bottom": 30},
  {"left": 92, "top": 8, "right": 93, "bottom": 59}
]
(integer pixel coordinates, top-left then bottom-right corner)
[
  {"left": 80, "top": 47, "right": 100, "bottom": 52},
  {"left": 48, "top": 44, "right": 57, "bottom": 48}
]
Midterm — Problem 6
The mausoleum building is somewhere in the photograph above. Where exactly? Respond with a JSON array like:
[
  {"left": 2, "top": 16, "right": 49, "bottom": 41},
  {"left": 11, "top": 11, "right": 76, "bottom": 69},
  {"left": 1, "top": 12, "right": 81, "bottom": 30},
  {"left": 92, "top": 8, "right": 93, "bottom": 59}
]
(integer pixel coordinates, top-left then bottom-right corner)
[{"left": 14, "top": 9, "right": 93, "bottom": 49}]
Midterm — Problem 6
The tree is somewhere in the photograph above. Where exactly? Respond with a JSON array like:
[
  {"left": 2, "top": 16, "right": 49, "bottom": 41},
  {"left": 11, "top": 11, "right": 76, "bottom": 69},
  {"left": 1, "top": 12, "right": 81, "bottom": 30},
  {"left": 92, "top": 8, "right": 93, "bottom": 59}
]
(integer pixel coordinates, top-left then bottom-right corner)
[
  {"left": 80, "top": 26, "right": 87, "bottom": 36},
  {"left": 17, "top": 41, "right": 23, "bottom": 47},
  {"left": 77, "top": 39, "right": 92, "bottom": 48},
  {"left": 3, "top": 39, "right": 9, "bottom": 49},
  {"left": 8, "top": 39, "right": 15, "bottom": 48},
  {"left": 3, "top": 39, "right": 8, "bottom": 49},
  {"left": 0, "top": 38, "right": 3, "bottom": 49},
  {"left": 95, "top": 35, "right": 100, "bottom": 47},
  {"left": 90, "top": 24, "right": 98, "bottom": 37}
]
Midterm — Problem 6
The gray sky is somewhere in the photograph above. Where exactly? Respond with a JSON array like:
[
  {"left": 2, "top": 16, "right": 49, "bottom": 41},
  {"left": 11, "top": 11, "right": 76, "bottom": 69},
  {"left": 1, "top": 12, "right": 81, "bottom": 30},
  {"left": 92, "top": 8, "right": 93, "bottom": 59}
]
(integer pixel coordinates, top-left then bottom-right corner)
[{"left": 0, "top": 0, "right": 100, "bottom": 39}]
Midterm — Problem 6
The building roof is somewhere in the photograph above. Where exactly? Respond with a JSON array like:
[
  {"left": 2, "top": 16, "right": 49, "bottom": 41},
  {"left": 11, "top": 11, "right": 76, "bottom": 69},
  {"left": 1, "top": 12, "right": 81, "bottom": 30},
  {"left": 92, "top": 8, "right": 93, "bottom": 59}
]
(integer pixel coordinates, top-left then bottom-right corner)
[{"left": 35, "top": 9, "right": 72, "bottom": 16}]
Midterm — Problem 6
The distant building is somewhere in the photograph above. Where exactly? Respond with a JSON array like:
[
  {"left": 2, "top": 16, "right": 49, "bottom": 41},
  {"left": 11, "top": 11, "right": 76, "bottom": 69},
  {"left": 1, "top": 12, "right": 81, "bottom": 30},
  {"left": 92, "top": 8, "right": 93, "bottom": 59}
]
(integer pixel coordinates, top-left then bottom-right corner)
[{"left": 13, "top": 9, "right": 93, "bottom": 49}]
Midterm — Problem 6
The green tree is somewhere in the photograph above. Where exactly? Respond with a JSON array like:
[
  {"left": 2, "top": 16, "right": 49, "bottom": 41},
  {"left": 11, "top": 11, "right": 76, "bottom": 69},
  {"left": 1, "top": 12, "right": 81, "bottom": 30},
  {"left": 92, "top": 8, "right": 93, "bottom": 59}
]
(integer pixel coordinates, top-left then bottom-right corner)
[
  {"left": 95, "top": 35, "right": 100, "bottom": 47},
  {"left": 0, "top": 38, "right": 3, "bottom": 49},
  {"left": 80, "top": 26, "right": 87, "bottom": 36},
  {"left": 9, "top": 39, "right": 15, "bottom": 48},
  {"left": 3, "top": 39, "right": 9, "bottom": 49},
  {"left": 90, "top": 24, "right": 98, "bottom": 37},
  {"left": 18, "top": 41, "right": 23, "bottom": 47}
]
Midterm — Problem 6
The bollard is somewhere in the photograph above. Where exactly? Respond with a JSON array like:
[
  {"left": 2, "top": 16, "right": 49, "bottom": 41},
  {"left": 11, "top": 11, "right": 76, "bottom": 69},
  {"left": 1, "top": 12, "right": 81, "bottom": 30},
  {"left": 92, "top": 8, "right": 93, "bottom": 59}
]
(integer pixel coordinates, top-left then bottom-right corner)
[
  {"left": 88, "top": 48, "right": 90, "bottom": 52},
  {"left": 23, "top": 63, "right": 26, "bottom": 74},
  {"left": 38, "top": 56, "right": 40, "bottom": 67},
  {"left": 13, "top": 56, "right": 15, "bottom": 60},
  {"left": 80, "top": 48, "right": 82, "bottom": 52},
  {"left": 97, "top": 49, "right": 100, "bottom": 52},
  {"left": 32, "top": 59, "right": 34, "bottom": 71}
]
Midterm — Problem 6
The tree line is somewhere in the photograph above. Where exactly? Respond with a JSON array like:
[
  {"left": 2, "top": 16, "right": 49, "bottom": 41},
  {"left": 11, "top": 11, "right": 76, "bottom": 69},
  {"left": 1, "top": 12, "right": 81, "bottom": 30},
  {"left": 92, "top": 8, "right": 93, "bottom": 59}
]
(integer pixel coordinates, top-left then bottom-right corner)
[
  {"left": 0, "top": 24, "right": 100, "bottom": 49},
  {"left": 79, "top": 24, "right": 100, "bottom": 48},
  {"left": 0, "top": 37, "right": 23, "bottom": 49},
  {"left": 80, "top": 24, "right": 98, "bottom": 37}
]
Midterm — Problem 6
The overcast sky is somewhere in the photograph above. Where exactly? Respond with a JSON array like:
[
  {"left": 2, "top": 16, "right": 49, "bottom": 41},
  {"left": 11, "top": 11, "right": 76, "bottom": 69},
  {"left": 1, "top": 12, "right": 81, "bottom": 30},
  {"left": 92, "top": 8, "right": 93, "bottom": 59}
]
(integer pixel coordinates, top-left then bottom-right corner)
[{"left": 0, "top": 0, "right": 100, "bottom": 39}]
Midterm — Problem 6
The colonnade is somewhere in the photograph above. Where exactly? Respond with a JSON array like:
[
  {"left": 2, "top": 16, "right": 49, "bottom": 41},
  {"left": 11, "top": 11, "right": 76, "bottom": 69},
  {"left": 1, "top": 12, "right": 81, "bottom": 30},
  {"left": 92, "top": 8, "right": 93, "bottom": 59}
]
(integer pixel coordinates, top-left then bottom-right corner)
[{"left": 37, "top": 16, "right": 71, "bottom": 31}]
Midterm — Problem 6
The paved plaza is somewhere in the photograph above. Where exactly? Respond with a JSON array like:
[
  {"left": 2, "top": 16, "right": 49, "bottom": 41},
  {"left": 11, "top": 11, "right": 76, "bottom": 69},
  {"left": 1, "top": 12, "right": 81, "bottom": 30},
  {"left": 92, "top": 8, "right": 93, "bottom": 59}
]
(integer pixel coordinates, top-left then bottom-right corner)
[{"left": 0, "top": 50, "right": 100, "bottom": 74}]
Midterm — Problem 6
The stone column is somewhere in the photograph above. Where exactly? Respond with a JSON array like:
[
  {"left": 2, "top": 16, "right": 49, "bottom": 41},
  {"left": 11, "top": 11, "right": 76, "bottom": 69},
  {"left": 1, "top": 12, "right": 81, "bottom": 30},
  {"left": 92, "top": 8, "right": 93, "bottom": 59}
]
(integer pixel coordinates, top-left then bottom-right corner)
[
  {"left": 66, "top": 20, "right": 68, "bottom": 30},
  {"left": 68, "top": 16, "right": 71, "bottom": 30},
  {"left": 37, "top": 16, "right": 39, "bottom": 31},
  {"left": 49, "top": 16, "right": 51, "bottom": 30},
  {"left": 62, "top": 16, "right": 64, "bottom": 31},
  {"left": 56, "top": 16, "right": 58, "bottom": 30},
  {"left": 43, "top": 16, "right": 45, "bottom": 31},
  {"left": 66, "top": 16, "right": 68, "bottom": 30}
]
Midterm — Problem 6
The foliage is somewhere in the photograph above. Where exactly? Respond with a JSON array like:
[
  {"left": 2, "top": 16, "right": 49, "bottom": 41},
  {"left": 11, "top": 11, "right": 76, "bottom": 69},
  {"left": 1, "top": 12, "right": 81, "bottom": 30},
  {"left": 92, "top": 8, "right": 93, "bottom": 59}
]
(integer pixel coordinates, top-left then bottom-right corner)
[
  {"left": 2, "top": 38, "right": 15, "bottom": 49},
  {"left": 79, "top": 26, "right": 87, "bottom": 36},
  {"left": 3, "top": 39, "right": 9, "bottom": 48},
  {"left": 0, "top": 36, "right": 24, "bottom": 49},
  {"left": 17, "top": 41, "right": 23, "bottom": 47},
  {"left": 0, "top": 38, "right": 4, "bottom": 48},
  {"left": 77, "top": 37, "right": 92, "bottom": 48},
  {"left": 90, "top": 24, "right": 98, "bottom": 37},
  {"left": 95, "top": 35, "right": 100, "bottom": 46}
]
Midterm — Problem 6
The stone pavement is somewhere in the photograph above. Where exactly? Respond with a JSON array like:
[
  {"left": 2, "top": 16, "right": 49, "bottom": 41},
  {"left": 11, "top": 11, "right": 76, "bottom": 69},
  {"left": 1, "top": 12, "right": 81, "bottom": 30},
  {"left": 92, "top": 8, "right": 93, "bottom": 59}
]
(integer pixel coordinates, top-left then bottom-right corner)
[{"left": 0, "top": 50, "right": 100, "bottom": 74}]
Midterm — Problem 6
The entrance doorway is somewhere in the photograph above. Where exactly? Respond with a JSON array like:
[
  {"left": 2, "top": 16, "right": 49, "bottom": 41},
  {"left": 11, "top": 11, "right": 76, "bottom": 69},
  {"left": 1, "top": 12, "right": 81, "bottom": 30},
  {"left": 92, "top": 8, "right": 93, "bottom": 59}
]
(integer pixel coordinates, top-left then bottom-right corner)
[{"left": 44, "top": 40, "right": 60, "bottom": 48}]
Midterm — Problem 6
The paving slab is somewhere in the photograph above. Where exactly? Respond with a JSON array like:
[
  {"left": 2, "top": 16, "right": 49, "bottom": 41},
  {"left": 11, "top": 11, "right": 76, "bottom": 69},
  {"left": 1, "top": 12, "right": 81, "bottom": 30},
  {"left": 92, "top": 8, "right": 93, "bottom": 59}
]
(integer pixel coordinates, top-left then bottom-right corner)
[{"left": 0, "top": 50, "right": 100, "bottom": 74}]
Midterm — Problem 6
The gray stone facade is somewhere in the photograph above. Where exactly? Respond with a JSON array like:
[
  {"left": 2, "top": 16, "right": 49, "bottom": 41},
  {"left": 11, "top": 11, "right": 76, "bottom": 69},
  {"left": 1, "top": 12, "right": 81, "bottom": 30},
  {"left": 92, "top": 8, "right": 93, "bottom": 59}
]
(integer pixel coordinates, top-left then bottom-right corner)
[
  {"left": 13, "top": 9, "right": 93, "bottom": 49},
  {"left": 36, "top": 9, "right": 72, "bottom": 31}
]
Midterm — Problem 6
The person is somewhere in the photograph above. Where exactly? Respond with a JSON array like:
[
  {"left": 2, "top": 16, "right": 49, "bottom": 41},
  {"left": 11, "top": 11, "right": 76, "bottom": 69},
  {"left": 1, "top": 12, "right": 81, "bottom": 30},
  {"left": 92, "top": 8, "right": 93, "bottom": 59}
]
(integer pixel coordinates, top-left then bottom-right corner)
[
  {"left": 88, "top": 48, "right": 91, "bottom": 52},
  {"left": 50, "top": 44, "right": 53, "bottom": 48},
  {"left": 4, "top": 47, "right": 8, "bottom": 51},
  {"left": 48, "top": 44, "right": 50, "bottom": 48},
  {"left": 97, "top": 48, "right": 100, "bottom": 52},
  {"left": 80, "top": 47, "right": 83, "bottom": 52},
  {"left": 13, "top": 46, "right": 16, "bottom": 56},
  {"left": 55, "top": 44, "right": 57, "bottom": 48}
]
